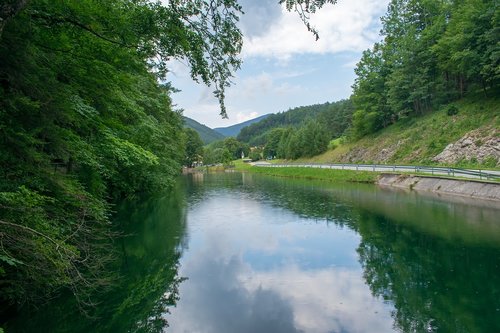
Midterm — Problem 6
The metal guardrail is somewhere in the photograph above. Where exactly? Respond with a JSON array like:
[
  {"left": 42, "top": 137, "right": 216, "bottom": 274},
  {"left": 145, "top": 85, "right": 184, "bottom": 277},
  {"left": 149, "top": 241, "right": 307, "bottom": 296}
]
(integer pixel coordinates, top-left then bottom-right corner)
[{"left": 254, "top": 162, "right": 500, "bottom": 181}]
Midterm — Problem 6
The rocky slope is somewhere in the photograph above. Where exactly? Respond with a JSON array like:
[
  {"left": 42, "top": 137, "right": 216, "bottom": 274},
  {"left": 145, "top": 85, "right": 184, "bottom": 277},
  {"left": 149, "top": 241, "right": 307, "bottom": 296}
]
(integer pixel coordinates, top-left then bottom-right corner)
[
  {"left": 306, "top": 96, "right": 499, "bottom": 168},
  {"left": 432, "top": 126, "right": 499, "bottom": 166}
]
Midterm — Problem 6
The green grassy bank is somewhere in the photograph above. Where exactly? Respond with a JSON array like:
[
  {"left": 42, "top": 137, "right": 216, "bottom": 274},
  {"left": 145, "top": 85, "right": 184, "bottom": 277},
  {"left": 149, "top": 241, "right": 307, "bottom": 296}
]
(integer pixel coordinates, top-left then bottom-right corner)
[
  {"left": 233, "top": 160, "right": 378, "bottom": 183},
  {"left": 296, "top": 96, "right": 499, "bottom": 168}
]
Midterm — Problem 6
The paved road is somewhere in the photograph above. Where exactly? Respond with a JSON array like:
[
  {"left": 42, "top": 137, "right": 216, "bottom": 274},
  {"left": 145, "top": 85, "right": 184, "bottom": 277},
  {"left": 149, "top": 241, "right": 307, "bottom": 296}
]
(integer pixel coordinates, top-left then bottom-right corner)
[{"left": 252, "top": 162, "right": 500, "bottom": 181}]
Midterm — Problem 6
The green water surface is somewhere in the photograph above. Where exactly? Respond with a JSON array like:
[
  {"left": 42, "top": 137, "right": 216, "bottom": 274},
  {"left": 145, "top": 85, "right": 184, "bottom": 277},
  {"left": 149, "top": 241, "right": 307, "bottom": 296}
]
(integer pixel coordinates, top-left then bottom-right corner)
[{"left": 6, "top": 172, "right": 500, "bottom": 332}]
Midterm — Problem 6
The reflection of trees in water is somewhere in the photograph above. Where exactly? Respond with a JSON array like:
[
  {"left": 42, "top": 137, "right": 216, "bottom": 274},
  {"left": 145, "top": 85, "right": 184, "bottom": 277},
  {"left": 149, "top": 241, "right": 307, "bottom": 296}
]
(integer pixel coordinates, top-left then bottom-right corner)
[
  {"left": 356, "top": 211, "right": 500, "bottom": 333},
  {"left": 185, "top": 172, "right": 363, "bottom": 228},
  {"left": 8, "top": 184, "right": 188, "bottom": 333},
  {"left": 110, "top": 184, "right": 188, "bottom": 332},
  {"left": 186, "top": 173, "right": 500, "bottom": 333}
]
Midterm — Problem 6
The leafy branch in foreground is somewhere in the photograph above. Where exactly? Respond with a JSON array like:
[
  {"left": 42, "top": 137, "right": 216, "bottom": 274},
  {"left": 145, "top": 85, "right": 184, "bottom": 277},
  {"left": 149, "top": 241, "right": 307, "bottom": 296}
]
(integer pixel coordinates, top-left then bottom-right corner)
[
  {"left": 280, "top": 0, "right": 337, "bottom": 40},
  {"left": 0, "top": 0, "right": 339, "bottom": 314}
]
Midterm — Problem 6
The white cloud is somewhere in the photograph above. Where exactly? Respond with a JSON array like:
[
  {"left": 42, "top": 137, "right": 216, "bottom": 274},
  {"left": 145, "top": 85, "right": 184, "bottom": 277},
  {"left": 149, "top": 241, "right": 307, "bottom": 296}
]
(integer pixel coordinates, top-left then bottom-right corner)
[
  {"left": 245, "top": 265, "right": 394, "bottom": 333},
  {"left": 167, "top": 252, "right": 395, "bottom": 333},
  {"left": 236, "top": 111, "right": 259, "bottom": 123},
  {"left": 169, "top": 0, "right": 390, "bottom": 127},
  {"left": 181, "top": 101, "right": 222, "bottom": 126},
  {"left": 229, "top": 72, "right": 303, "bottom": 100},
  {"left": 242, "top": 0, "right": 388, "bottom": 59}
]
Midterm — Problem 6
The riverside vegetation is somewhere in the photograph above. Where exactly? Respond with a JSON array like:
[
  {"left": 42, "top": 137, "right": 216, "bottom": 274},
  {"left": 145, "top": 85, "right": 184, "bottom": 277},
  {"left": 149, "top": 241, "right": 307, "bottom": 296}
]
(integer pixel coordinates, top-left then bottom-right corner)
[
  {"left": 201, "top": 0, "right": 499, "bottom": 168},
  {"left": 0, "top": 0, "right": 498, "bottom": 327},
  {"left": 0, "top": 0, "right": 324, "bottom": 319},
  {"left": 233, "top": 160, "right": 378, "bottom": 183},
  {"left": 0, "top": 0, "right": 338, "bottom": 323}
]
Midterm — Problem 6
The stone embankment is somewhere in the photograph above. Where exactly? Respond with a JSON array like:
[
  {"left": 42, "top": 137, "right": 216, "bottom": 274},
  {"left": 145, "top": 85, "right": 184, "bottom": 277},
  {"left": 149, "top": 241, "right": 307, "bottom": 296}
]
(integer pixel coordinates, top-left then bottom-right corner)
[{"left": 377, "top": 173, "right": 500, "bottom": 202}]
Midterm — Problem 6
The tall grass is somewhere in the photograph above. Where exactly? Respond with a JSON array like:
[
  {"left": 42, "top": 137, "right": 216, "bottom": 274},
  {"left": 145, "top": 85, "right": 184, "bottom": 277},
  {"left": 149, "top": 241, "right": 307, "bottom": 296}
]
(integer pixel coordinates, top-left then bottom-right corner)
[{"left": 233, "top": 161, "right": 377, "bottom": 183}]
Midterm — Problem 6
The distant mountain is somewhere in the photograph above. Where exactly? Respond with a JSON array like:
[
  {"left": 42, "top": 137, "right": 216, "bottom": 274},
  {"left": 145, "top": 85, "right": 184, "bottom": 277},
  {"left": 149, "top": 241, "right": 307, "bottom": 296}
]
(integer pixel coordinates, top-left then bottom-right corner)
[
  {"left": 237, "top": 102, "right": 332, "bottom": 144},
  {"left": 183, "top": 116, "right": 225, "bottom": 145},
  {"left": 236, "top": 100, "right": 354, "bottom": 145},
  {"left": 214, "top": 114, "right": 271, "bottom": 137}
]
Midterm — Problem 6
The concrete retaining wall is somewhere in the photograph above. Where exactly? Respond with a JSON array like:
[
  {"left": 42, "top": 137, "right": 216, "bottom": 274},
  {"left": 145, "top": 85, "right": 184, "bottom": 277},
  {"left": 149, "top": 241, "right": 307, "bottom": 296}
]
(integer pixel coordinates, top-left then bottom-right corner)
[{"left": 377, "top": 173, "right": 500, "bottom": 202}]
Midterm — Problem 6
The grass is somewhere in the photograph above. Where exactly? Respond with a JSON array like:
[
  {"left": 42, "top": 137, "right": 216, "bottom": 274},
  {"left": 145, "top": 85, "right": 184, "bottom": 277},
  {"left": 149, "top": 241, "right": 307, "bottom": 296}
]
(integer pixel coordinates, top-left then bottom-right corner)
[
  {"left": 230, "top": 95, "right": 500, "bottom": 183},
  {"left": 298, "top": 95, "right": 500, "bottom": 169},
  {"left": 232, "top": 160, "right": 499, "bottom": 183},
  {"left": 233, "top": 160, "right": 378, "bottom": 183}
]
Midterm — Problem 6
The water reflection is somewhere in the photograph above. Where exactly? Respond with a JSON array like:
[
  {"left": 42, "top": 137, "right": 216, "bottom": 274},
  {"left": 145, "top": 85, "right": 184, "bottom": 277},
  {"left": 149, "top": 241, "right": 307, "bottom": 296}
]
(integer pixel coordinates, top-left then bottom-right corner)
[
  {"left": 357, "top": 212, "right": 500, "bottom": 332},
  {"left": 8, "top": 172, "right": 500, "bottom": 332},
  {"left": 6, "top": 184, "right": 188, "bottom": 333},
  {"left": 167, "top": 172, "right": 500, "bottom": 333},
  {"left": 168, "top": 174, "right": 396, "bottom": 332}
]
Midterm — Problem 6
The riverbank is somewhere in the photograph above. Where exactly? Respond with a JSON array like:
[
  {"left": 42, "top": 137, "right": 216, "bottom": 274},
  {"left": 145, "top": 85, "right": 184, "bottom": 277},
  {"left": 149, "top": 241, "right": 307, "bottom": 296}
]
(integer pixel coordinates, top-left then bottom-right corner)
[
  {"left": 234, "top": 161, "right": 377, "bottom": 183},
  {"left": 377, "top": 173, "right": 500, "bottom": 202},
  {"left": 235, "top": 161, "right": 500, "bottom": 202}
]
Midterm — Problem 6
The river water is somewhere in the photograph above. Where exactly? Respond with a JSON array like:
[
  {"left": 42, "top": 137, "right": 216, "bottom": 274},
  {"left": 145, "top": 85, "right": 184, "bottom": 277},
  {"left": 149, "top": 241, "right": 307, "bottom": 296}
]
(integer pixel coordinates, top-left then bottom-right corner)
[{"left": 7, "top": 172, "right": 500, "bottom": 332}]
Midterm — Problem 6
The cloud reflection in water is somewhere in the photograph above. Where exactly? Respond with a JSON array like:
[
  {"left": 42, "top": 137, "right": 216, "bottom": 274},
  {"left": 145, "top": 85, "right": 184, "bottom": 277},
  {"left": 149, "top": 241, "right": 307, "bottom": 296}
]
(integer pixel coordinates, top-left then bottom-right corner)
[{"left": 166, "top": 225, "right": 394, "bottom": 333}]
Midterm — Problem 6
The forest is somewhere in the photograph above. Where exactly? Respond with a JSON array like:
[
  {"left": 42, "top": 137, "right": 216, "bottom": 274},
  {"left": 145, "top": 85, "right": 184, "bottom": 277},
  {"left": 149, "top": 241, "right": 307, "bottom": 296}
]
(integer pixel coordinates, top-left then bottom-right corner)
[
  {"left": 235, "top": 100, "right": 354, "bottom": 159},
  {"left": 0, "top": 0, "right": 339, "bottom": 319},
  {"left": 225, "top": 0, "right": 498, "bottom": 162},
  {"left": 0, "top": 0, "right": 498, "bottom": 324},
  {"left": 350, "top": 0, "right": 498, "bottom": 138}
]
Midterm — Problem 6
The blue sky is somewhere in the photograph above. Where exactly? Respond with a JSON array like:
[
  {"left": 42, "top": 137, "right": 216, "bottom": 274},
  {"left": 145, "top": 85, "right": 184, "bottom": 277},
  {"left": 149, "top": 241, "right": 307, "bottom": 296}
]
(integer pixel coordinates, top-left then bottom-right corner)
[{"left": 168, "top": 0, "right": 390, "bottom": 128}]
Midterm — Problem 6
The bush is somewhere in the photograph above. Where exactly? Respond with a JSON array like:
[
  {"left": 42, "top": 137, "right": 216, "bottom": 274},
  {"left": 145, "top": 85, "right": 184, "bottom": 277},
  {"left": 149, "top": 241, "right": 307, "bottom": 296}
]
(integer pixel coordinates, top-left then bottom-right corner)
[
  {"left": 328, "top": 138, "right": 343, "bottom": 150},
  {"left": 249, "top": 149, "right": 262, "bottom": 161},
  {"left": 446, "top": 105, "right": 459, "bottom": 116}
]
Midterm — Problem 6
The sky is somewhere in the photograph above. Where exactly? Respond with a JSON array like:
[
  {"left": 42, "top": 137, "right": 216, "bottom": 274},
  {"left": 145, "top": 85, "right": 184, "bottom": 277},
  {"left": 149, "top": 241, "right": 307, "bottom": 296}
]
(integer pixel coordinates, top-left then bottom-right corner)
[{"left": 168, "top": 0, "right": 390, "bottom": 128}]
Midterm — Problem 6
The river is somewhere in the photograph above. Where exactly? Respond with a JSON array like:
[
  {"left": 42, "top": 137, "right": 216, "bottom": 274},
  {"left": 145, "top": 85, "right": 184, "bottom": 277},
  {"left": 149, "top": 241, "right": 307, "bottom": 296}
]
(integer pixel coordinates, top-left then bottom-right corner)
[{"left": 6, "top": 172, "right": 500, "bottom": 332}]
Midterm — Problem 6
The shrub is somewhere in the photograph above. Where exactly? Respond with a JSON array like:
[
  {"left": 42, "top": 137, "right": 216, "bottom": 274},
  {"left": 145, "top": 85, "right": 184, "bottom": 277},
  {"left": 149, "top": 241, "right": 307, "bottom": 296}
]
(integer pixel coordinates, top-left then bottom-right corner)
[{"left": 446, "top": 105, "right": 459, "bottom": 116}]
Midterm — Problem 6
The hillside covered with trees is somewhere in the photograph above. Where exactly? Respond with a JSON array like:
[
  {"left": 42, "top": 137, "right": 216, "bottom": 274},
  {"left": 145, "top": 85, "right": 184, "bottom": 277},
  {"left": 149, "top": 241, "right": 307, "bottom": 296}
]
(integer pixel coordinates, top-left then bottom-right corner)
[
  {"left": 183, "top": 116, "right": 225, "bottom": 145},
  {"left": 234, "top": 0, "right": 499, "bottom": 164},
  {"left": 350, "top": 0, "right": 498, "bottom": 139}
]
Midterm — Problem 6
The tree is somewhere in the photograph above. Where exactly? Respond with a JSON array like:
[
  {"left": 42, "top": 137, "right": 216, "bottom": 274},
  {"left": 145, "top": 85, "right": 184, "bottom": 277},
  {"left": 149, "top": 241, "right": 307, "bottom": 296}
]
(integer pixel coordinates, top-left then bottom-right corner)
[
  {"left": 350, "top": 0, "right": 498, "bottom": 141},
  {"left": 0, "top": 0, "right": 29, "bottom": 36},
  {"left": 249, "top": 148, "right": 263, "bottom": 161},
  {"left": 433, "top": 0, "right": 499, "bottom": 95},
  {"left": 184, "top": 128, "right": 204, "bottom": 167},
  {"left": 0, "top": 0, "right": 341, "bottom": 310},
  {"left": 264, "top": 128, "right": 285, "bottom": 159},
  {"left": 318, "top": 99, "right": 354, "bottom": 139}
]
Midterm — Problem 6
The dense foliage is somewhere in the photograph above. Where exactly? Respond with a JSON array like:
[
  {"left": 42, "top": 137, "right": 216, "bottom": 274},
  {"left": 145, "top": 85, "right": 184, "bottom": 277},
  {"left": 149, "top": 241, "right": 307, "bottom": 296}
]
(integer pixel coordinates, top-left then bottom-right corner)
[
  {"left": 0, "top": 0, "right": 246, "bottom": 311},
  {"left": 204, "top": 137, "right": 250, "bottom": 165},
  {"left": 236, "top": 100, "right": 354, "bottom": 159},
  {"left": 351, "top": 0, "right": 499, "bottom": 138},
  {"left": 183, "top": 128, "right": 204, "bottom": 167}
]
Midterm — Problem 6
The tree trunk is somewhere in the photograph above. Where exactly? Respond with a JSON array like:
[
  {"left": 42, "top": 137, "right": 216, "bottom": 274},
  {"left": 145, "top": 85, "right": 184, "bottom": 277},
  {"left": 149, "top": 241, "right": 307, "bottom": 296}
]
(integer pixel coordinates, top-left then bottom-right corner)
[
  {"left": 459, "top": 75, "right": 464, "bottom": 98},
  {"left": 481, "top": 79, "right": 488, "bottom": 98}
]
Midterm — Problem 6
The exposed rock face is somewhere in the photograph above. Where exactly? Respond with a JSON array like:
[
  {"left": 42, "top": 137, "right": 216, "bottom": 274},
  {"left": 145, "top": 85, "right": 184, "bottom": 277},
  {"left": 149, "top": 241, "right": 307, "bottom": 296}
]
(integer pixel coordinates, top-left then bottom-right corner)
[{"left": 432, "top": 127, "right": 500, "bottom": 166}]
